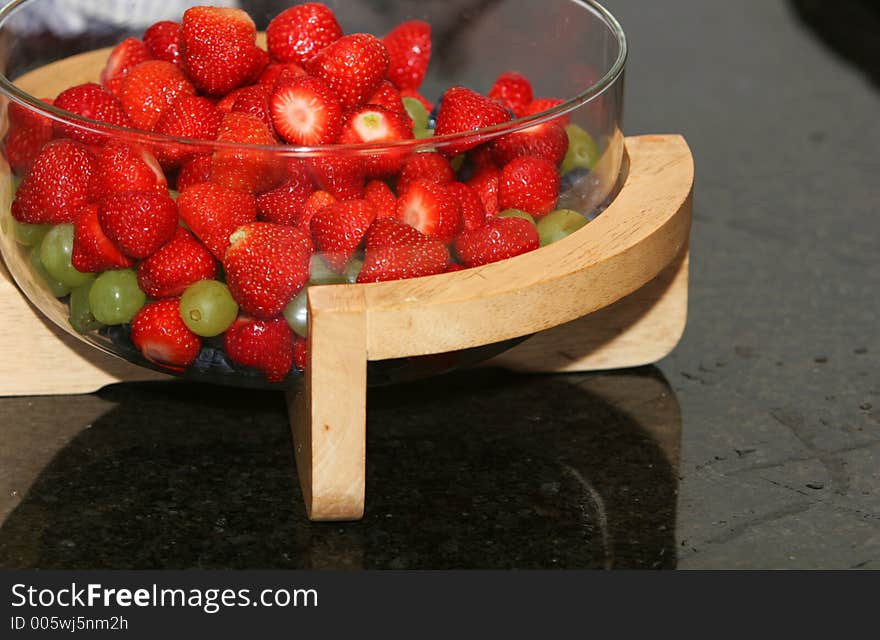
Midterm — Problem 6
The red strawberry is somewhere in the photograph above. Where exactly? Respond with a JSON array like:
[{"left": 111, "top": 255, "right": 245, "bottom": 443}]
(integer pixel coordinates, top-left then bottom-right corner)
[
  {"left": 305, "top": 33, "right": 389, "bottom": 109},
  {"left": 454, "top": 216, "right": 539, "bottom": 267},
  {"left": 176, "top": 181, "right": 257, "bottom": 258},
  {"left": 143, "top": 21, "right": 181, "bottom": 65},
  {"left": 216, "top": 87, "right": 246, "bottom": 114},
  {"left": 396, "top": 151, "right": 454, "bottom": 194},
  {"left": 97, "top": 191, "right": 178, "bottom": 259},
  {"left": 466, "top": 166, "right": 500, "bottom": 218},
  {"left": 309, "top": 200, "right": 376, "bottom": 271},
  {"left": 8, "top": 99, "right": 53, "bottom": 130},
  {"left": 366, "top": 80, "right": 410, "bottom": 125},
  {"left": 445, "top": 181, "right": 485, "bottom": 231},
  {"left": 101, "top": 38, "right": 152, "bottom": 90},
  {"left": 243, "top": 48, "right": 271, "bottom": 85},
  {"left": 53, "top": 82, "right": 131, "bottom": 143},
  {"left": 256, "top": 161, "right": 315, "bottom": 226},
  {"left": 269, "top": 74, "right": 342, "bottom": 146},
  {"left": 382, "top": 20, "right": 431, "bottom": 91},
  {"left": 258, "top": 62, "right": 307, "bottom": 87},
  {"left": 266, "top": 2, "right": 343, "bottom": 65},
  {"left": 224, "top": 316, "right": 295, "bottom": 382},
  {"left": 223, "top": 223, "right": 313, "bottom": 318},
  {"left": 213, "top": 111, "right": 285, "bottom": 194},
  {"left": 293, "top": 336, "right": 308, "bottom": 371},
  {"left": 72, "top": 203, "right": 135, "bottom": 272},
  {"left": 4, "top": 120, "right": 53, "bottom": 174},
  {"left": 400, "top": 89, "right": 432, "bottom": 113},
  {"left": 175, "top": 154, "right": 213, "bottom": 192},
  {"left": 299, "top": 190, "right": 337, "bottom": 231},
  {"left": 180, "top": 6, "right": 263, "bottom": 96},
  {"left": 153, "top": 94, "right": 223, "bottom": 167},
  {"left": 364, "top": 180, "right": 397, "bottom": 218},
  {"left": 231, "top": 83, "right": 273, "bottom": 130},
  {"left": 131, "top": 299, "right": 202, "bottom": 370},
  {"left": 395, "top": 179, "right": 461, "bottom": 243},
  {"left": 359, "top": 219, "right": 448, "bottom": 282},
  {"left": 445, "top": 263, "right": 464, "bottom": 273},
  {"left": 434, "top": 86, "right": 512, "bottom": 156},
  {"left": 491, "top": 120, "right": 568, "bottom": 167},
  {"left": 518, "top": 97, "right": 569, "bottom": 124},
  {"left": 488, "top": 71, "right": 534, "bottom": 114},
  {"left": 468, "top": 143, "right": 498, "bottom": 173},
  {"left": 136, "top": 227, "right": 217, "bottom": 298},
  {"left": 117, "top": 60, "right": 196, "bottom": 131},
  {"left": 498, "top": 156, "right": 560, "bottom": 217},
  {"left": 338, "top": 105, "right": 413, "bottom": 177},
  {"left": 89, "top": 142, "right": 167, "bottom": 197},
  {"left": 11, "top": 140, "right": 96, "bottom": 224},
  {"left": 304, "top": 155, "right": 365, "bottom": 200}
]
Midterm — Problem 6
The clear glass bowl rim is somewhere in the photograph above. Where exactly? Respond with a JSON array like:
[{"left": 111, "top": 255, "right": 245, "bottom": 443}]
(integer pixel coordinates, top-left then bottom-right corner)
[{"left": 0, "top": 0, "right": 627, "bottom": 157}]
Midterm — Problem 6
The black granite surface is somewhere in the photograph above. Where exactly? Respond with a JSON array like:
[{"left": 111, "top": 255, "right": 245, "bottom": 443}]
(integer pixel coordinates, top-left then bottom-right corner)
[{"left": 1, "top": 0, "right": 878, "bottom": 569}]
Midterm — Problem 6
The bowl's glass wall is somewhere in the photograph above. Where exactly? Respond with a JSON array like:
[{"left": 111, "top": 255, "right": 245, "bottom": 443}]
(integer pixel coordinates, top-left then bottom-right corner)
[{"left": 0, "top": 0, "right": 625, "bottom": 388}]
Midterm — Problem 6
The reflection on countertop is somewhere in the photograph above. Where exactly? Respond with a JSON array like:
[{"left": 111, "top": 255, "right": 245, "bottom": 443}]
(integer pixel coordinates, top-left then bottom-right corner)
[{"left": 0, "top": 368, "right": 680, "bottom": 569}]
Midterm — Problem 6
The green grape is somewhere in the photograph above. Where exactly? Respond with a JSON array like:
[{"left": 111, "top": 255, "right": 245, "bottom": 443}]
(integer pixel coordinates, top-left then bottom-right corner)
[
  {"left": 13, "top": 220, "right": 51, "bottom": 247},
  {"left": 343, "top": 258, "right": 363, "bottom": 283},
  {"left": 414, "top": 127, "right": 434, "bottom": 139},
  {"left": 309, "top": 254, "right": 347, "bottom": 285},
  {"left": 560, "top": 124, "right": 600, "bottom": 175},
  {"left": 39, "top": 224, "right": 93, "bottom": 287},
  {"left": 537, "top": 209, "right": 588, "bottom": 246},
  {"left": 69, "top": 280, "right": 103, "bottom": 334},
  {"left": 88, "top": 269, "right": 146, "bottom": 325},
  {"left": 29, "top": 247, "right": 71, "bottom": 298},
  {"left": 179, "top": 280, "right": 239, "bottom": 337},
  {"left": 498, "top": 209, "right": 537, "bottom": 226},
  {"left": 402, "top": 97, "right": 429, "bottom": 131},
  {"left": 283, "top": 288, "right": 309, "bottom": 338}
]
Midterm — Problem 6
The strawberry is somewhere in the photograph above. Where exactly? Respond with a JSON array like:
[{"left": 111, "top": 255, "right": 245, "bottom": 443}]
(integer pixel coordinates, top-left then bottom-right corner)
[
  {"left": 231, "top": 83, "right": 273, "bottom": 130},
  {"left": 130, "top": 299, "right": 202, "bottom": 370},
  {"left": 467, "top": 143, "right": 498, "bottom": 173},
  {"left": 11, "top": 140, "right": 96, "bottom": 224},
  {"left": 445, "top": 181, "right": 485, "bottom": 231},
  {"left": 223, "top": 223, "right": 313, "bottom": 318},
  {"left": 257, "top": 62, "right": 307, "bottom": 87},
  {"left": 243, "top": 48, "right": 271, "bottom": 86},
  {"left": 490, "top": 120, "right": 568, "bottom": 167},
  {"left": 71, "top": 203, "right": 135, "bottom": 272},
  {"left": 293, "top": 336, "right": 308, "bottom": 371},
  {"left": 97, "top": 190, "right": 178, "bottom": 259},
  {"left": 359, "top": 219, "right": 448, "bottom": 283},
  {"left": 518, "top": 97, "right": 568, "bottom": 124},
  {"left": 176, "top": 181, "right": 257, "bottom": 259},
  {"left": 309, "top": 200, "right": 376, "bottom": 271},
  {"left": 498, "top": 156, "right": 560, "bottom": 217},
  {"left": 143, "top": 21, "right": 181, "bottom": 65},
  {"left": 445, "top": 263, "right": 464, "bottom": 273},
  {"left": 488, "top": 71, "right": 533, "bottom": 114},
  {"left": 3, "top": 120, "right": 53, "bottom": 174},
  {"left": 395, "top": 151, "right": 454, "bottom": 194},
  {"left": 364, "top": 180, "right": 397, "bottom": 218},
  {"left": 399, "top": 89, "right": 432, "bottom": 113},
  {"left": 338, "top": 105, "right": 413, "bottom": 177},
  {"left": 466, "top": 166, "right": 501, "bottom": 218},
  {"left": 299, "top": 190, "right": 337, "bottom": 231},
  {"left": 395, "top": 179, "right": 461, "bottom": 243},
  {"left": 305, "top": 33, "right": 389, "bottom": 109},
  {"left": 433, "top": 86, "right": 512, "bottom": 156},
  {"left": 256, "top": 161, "right": 315, "bottom": 226},
  {"left": 224, "top": 316, "right": 295, "bottom": 383},
  {"left": 454, "top": 216, "right": 539, "bottom": 267},
  {"left": 89, "top": 141, "right": 167, "bottom": 197},
  {"left": 100, "top": 38, "right": 152, "bottom": 91},
  {"left": 382, "top": 20, "right": 431, "bottom": 91},
  {"left": 179, "top": 6, "right": 263, "bottom": 96},
  {"left": 212, "top": 111, "right": 285, "bottom": 194},
  {"left": 269, "top": 75, "right": 342, "bottom": 146},
  {"left": 153, "top": 94, "right": 223, "bottom": 167},
  {"left": 52, "top": 82, "right": 131, "bottom": 143},
  {"left": 266, "top": 2, "right": 343, "bottom": 65},
  {"left": 366, "top": 80, "right": 410, "bottom": 125},
  {"left": 175, "top": 154, "right": 213, "bottom": 192},
  {"left": 117, "top": 60, "right": 196, "bottom": 131},
  {"left": 304, "top": 155, "right": 365, "bottom": 200},
  {"left": 216, "top": 87, "right": 246, "bottom": 114},
  {"left": 137, "top": 227, "right": 217, "bottom": 298}
]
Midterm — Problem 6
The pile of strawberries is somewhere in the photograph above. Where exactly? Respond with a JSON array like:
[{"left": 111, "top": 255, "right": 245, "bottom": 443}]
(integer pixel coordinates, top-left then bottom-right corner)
[{"left": 5, "top": 3, "right": 577, "bottom": 383}]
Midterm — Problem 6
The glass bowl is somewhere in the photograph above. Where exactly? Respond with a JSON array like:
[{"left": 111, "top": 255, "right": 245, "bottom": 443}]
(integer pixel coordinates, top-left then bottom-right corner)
[{"left": 0, "top": 0, "right": 626, "bottom": 389}]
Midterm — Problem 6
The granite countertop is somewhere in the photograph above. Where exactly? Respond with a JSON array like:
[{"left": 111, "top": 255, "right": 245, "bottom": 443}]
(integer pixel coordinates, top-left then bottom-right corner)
[{"left": 1, "top": 0, "right": 878, "bottom": 569}]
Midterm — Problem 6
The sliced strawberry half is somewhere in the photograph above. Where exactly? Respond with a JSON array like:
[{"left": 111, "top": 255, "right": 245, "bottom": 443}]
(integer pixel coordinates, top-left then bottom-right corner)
[
  {"left": 395, "top": 179, "right": 461, "bottom": 243},
  {"left": 338, "top": 105, "right": 413, "bottom": 177},
  {"left": 269, "top": 75, "right": 343, "bottom": 146},
  {"left": 72, "top": 203, "right": 135, "bottom": 272},
  {"left": 101, "top": 37, "right": 152, "bottom": 90}
]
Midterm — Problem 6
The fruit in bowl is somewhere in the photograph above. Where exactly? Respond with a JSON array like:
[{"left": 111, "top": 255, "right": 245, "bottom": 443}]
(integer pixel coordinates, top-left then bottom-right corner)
[{"left": 0, "top": 0, "right": 625, "bottom": 386}]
